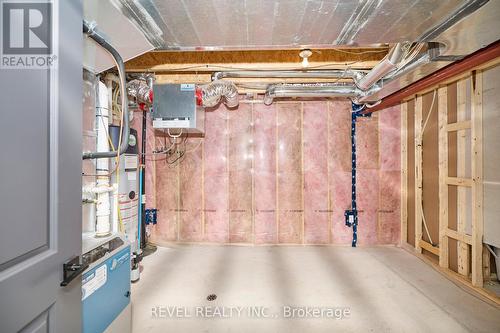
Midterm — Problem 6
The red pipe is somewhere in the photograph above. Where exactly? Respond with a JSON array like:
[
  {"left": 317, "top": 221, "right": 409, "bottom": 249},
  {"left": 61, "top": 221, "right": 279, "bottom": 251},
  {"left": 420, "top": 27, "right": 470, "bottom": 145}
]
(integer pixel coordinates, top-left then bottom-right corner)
[{"left": 368, "top": 40, "right": 500, "bottom": 112}]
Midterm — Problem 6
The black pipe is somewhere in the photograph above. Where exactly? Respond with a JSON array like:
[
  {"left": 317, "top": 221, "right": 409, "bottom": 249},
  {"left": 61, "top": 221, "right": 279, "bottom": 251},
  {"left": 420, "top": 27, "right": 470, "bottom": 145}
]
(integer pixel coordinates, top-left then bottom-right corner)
[{"left": 82, "top": 21, "right": 129, "bottom": 159}]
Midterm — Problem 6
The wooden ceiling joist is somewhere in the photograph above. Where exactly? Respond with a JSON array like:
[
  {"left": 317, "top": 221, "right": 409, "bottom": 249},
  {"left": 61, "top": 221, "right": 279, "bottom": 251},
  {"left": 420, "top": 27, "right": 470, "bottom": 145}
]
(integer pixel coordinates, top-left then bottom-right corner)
[{"left": 125, "top": 48, "right": 388, "bottom": 73}]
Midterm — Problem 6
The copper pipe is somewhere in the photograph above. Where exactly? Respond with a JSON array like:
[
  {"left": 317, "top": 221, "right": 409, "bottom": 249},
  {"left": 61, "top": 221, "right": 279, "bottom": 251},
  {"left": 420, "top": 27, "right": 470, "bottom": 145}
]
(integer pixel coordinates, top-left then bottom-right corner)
[{"left": 367, "top": 40, "right": 500, "bottom": 113}]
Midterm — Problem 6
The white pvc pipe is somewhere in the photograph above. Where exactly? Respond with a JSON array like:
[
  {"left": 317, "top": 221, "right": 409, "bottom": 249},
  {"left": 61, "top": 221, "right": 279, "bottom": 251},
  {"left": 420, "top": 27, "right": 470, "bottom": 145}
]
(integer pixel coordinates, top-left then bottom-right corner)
[
  {"left": 82, "top": 184, "right": 114, "bottom": 194},
  {"left": 95, "top": 81, "right": 112, "bottom": 237}
]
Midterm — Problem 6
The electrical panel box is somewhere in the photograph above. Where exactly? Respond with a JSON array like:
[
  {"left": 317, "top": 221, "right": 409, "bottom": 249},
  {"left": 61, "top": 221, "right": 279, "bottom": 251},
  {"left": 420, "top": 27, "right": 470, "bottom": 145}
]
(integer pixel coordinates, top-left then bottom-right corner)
[{"left": 152, "top": 83, "right": 204, "bottom": 134}]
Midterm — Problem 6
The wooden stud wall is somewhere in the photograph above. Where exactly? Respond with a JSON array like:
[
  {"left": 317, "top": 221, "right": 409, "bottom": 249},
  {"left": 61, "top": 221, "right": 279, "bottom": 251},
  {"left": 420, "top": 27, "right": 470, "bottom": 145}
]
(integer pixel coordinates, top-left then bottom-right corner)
[
  {"left": 400, "top": 102, "right": 408, "bottom": 245},
  {"left": 438, "top": 86, "right": 449, "bottom": 269},
  {"left": 414, "top": 96, "right": 423, "bottom": 253},
  {"left": 471, "top": 71, "right": 484, "bottom": 287},
  {"left": 402, "top": 67, "right": 497, "bottom": 302}
]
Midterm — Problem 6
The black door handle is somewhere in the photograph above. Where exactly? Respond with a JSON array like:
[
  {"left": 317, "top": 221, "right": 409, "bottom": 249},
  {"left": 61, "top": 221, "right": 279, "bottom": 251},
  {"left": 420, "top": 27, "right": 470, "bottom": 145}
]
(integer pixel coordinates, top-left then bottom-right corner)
[{"left": 60, "top": 256, "right": 89, "bottom": 287}]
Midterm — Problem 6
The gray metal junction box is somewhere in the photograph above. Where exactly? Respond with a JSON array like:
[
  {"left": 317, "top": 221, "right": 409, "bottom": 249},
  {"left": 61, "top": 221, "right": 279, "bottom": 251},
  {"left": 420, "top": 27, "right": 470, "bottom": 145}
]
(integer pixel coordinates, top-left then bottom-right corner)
[{"left": 152, "top": 83, "right": 204, "bottom": 134}]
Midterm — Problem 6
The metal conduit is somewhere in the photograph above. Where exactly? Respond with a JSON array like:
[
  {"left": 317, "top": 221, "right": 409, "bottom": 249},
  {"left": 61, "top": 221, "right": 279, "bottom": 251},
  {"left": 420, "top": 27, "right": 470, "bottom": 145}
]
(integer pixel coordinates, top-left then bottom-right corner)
[
  {"left": 212, "top": 69, "right": 364, "bottom": 81},
  {"left": 263, "top": 83, "right": 362, "bottom": 105}
]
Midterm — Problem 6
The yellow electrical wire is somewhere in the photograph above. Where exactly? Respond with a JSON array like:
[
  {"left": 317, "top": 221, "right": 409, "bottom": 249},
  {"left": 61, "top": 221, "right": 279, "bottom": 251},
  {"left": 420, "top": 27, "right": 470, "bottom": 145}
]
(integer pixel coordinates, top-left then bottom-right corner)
[
  {"left": 105, "top": 73, "right": 126, "bottom": 234},
  {"left": 115, "top": 83, "right": 125, "bottom": 233}
]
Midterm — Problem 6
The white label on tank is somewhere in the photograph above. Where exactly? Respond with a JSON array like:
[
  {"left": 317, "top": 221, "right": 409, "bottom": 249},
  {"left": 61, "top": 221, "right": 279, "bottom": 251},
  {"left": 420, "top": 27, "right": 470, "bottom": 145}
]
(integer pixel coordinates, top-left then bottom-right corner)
[
  {"left": 180, "top": 84, "right": 195, "bottom": 91},
  {"left": 127, "top": 172, "right": 137, "bottom": 181},
  {"left": 82, "top": 264, "right": 107, "bottom": 301},
  {"left": 124, "top": 155, "right": 138, "bottom": 170}
]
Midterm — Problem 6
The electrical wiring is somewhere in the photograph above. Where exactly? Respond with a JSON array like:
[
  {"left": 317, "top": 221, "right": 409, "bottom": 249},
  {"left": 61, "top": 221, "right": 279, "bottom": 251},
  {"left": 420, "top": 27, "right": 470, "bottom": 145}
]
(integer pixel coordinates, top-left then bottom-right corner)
[
  {"left": 112, "top": 83, "right": 121, "bottom": 124},
  {"left": 396, "top": 43, "right": 425, "bottom": 71},
  {"left": 151, "top": 59, "right": 373, "bottom": 73},
  {"left": 184, "top": 138, "right": 203, "bottom": 153},
  {"left": 364, "top": 100, "right": 382, "bottom": 108},
  {"left": 165, "top": 150, "right": 185, "bottom": 165},
  {"left": 323, "top": 48, "right": 388, "bottom": 56},
  {"left": 417, "top": 89, "right": 437, "bottom": 246},
  {"left": 106, "top": 59, "right": 126, "bottom": 232},
  {"left": 422, "top": 89, "right": 437, "bottom": 133},
  {"left": 113, "top": 75, "right": 125, "bottom": 233},
  {"left": 167, "top": 128, "right": 183, "bottom": 138}
]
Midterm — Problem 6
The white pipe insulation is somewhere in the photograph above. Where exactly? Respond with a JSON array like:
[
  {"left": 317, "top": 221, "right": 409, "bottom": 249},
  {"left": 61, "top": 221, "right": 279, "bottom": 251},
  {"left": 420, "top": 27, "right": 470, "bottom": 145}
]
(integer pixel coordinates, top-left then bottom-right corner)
[{"left": 95, "top": 81, "right": 112, "bottom": 237}]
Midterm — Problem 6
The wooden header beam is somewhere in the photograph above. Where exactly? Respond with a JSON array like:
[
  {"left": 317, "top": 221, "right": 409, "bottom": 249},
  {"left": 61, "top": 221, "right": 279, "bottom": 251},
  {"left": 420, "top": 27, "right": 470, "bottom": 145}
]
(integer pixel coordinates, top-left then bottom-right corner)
[{"left": 125, "top": 48, "right": 388, "bottom": 73}]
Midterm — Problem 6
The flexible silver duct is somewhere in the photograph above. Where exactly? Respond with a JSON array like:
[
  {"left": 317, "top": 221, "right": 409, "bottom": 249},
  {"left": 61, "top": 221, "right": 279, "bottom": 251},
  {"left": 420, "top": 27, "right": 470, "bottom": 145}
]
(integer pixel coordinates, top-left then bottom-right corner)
[
  {"left": 355, "top": 43, "right": 405, "bottom": 91},
  {"left": 212, "top": 70, "right": 364, "bottom": 81},
  {"left": 127, "top": 79, "right": 153, "bottom": 106},
  {"left": 199, "top": 80, "right": 239, "bottom": 108},
  {"left": 263, "top": 83, "right": 361, "bottom": 105}
]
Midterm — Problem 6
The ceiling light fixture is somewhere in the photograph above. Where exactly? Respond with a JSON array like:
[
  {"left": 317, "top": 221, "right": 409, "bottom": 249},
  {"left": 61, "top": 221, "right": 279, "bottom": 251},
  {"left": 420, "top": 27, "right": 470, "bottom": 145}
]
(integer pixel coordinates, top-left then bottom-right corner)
[{"left": 299, "top": 49, "right": 312, "bottom": 68}]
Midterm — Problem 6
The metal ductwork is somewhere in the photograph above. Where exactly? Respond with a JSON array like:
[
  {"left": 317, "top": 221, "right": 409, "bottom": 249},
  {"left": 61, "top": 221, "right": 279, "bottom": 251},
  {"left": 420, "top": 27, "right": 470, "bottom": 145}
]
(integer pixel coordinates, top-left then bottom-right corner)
[
  {"left": 263, "top": 83, "right": 362, "bottom": 106},
  {"left": 127, "top": 79, "right": 153, "bottom": 106},
  {"left": 212, "top": 70, "right": 364, "bottom": 81},
  {"left": 357, "top": 50, "right": 431, "bottom": 103},
  {"left": 355, "top": 43, "right": 406, "bottom": 91},
  {"left": 199, "top": 80, "right": 239, "bottom": 108}
]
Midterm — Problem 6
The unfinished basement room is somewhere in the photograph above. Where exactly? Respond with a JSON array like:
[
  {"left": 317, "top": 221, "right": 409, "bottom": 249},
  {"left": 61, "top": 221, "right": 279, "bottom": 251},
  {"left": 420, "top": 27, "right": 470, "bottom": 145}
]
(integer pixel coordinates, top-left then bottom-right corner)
[{"left": 2, "top": 1, "right": 500, "bottom": 332}]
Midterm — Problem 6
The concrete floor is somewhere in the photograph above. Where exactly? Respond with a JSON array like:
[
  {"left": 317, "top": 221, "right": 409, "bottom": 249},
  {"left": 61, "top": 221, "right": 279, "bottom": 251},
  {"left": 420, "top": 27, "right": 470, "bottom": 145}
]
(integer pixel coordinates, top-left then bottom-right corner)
[{"left": 131, "top": 245, "right": 500, "bottom": 333}]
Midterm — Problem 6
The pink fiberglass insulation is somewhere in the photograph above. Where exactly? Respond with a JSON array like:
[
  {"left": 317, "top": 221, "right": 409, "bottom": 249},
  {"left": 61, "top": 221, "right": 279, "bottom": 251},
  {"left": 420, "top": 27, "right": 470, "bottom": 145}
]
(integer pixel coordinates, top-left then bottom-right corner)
[{"left": 146, "top": 99, "right": 401, "bottom": 245}]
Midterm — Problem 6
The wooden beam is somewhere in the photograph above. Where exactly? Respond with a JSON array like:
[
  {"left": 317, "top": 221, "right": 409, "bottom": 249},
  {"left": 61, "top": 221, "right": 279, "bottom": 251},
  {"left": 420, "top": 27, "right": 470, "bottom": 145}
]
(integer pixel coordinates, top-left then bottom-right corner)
[
  {"left": 446, "top": 228, "right": 473, "bottom": 245},
  {"left": 456, "top": 79, "right": 469, "bottom": 277},
  {"left": 471, "top": 71, "right": 484, "bottom": 287},
  {"left": 155, "top": 74, "right": 212, "bottom": 84},
  {"left": 446, "top": 177, "right": 473, "bottom": 187},
  {"left": 415, "top": 95, "right": 423, "bottom": 253},
  {"left": 401, "top": 102, "right": 408, "bottom": 245},
  {"left": 446, "top": 120, "right": 471, "bottom": 132},
  {"left": 125, "top": 48, "right": 387, "bottom": 72},
  {"left": 438, "top": 86, "right": 449, "bottom": 268},
  {"left": 419, "top": 239, "right": 440, "bottom": 256}
]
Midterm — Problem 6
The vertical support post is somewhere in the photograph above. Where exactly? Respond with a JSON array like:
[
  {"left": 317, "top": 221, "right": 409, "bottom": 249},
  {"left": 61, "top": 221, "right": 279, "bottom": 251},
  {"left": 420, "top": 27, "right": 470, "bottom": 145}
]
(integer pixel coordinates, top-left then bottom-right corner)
[
  {"left": 414, "top": 95, "right": 423, "bottom": 253},
  {"left": 438, "top": 87, "right": 449, "bottom": 268},
  {"left": 456, "top": 79, "right": 469, "bottom": 276},
  {"left": 401, "top": 102, "right": 408, "bottom": 245},
  {"left": 471, "top": 71, "right": 483, "bottom": 287}
]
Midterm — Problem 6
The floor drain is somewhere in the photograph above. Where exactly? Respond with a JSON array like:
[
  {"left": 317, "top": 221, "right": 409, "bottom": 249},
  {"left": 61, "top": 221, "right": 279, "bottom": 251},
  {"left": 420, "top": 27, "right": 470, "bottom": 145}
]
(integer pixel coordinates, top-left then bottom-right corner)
[{"left": 206, "top": 294, "right": 217, "bottom": 301}]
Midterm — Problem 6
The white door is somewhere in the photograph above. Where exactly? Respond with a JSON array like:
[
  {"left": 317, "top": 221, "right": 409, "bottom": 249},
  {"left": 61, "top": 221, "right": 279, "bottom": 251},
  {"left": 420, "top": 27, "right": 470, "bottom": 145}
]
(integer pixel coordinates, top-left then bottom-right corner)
[{"left": 0, "top": 1, "right": 83, "bottom": 332}]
